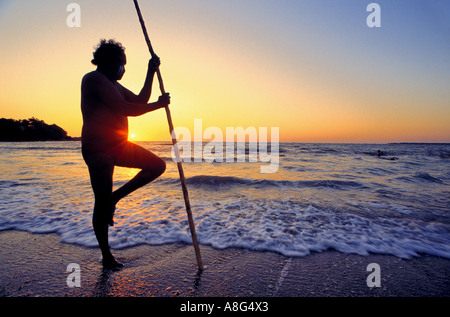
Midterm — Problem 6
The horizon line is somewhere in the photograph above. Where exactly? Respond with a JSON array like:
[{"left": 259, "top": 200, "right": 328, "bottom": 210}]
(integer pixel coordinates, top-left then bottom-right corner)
[{"left": 61, "top": 139, "right": 450, "bottom": 145}]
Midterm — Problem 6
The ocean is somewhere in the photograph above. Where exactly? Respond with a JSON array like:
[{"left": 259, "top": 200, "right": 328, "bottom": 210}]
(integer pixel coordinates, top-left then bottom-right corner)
[{"left": 0, "top": 141, "right": 449, "bottom": 259}]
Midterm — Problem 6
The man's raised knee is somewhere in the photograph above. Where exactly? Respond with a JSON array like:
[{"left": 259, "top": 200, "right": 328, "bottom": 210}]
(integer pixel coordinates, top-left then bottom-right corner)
[
  {"left": 143, "top": 158, "right": 165, "bottom": 178},
  {"left": 156, "top": 159, "right": 166, "bottom": 176}
]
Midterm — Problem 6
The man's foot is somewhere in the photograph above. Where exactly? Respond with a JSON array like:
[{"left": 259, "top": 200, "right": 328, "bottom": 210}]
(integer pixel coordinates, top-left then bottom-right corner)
[
  {"left": 102, "top": 256, "right": 124, "bottom": 271},
  {"left": 108, "top": 204, "right": 116, "bottom": 226},
  {"left": 109, "top": 196, "right": 119, "bottom": 226}
]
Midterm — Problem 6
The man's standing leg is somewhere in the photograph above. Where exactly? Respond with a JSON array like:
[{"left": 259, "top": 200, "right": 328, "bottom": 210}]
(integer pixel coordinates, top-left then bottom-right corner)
[{"left": 84, "top": 152, "right": 122, "bottom": 269}]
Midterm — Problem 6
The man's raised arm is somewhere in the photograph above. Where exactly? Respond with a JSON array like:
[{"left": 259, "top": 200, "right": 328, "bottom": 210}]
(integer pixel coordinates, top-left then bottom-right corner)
[{"left": 86, "top": 72, "right": 169, "bottom": 117}]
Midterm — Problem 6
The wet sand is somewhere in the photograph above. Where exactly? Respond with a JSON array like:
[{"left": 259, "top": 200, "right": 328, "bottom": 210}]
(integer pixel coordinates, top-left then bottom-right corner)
[{"left": 1, "top": 230, "right": 449, "bottom": 298}]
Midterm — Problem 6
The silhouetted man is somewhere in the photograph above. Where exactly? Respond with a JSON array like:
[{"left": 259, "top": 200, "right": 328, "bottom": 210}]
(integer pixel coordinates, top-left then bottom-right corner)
[{"left": 81, "top": 39, "right": 170, "bottom": 269}]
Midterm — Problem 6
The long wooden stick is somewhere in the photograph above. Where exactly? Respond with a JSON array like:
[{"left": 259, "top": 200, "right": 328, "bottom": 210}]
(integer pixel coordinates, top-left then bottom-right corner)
[{"left": 133, "top": 0, "right": 203, "bottom": 270}]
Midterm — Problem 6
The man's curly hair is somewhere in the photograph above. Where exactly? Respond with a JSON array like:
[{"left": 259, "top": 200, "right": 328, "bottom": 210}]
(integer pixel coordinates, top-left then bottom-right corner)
[{"left": 91, "top": 39, "right": 125, "bottom": 66}]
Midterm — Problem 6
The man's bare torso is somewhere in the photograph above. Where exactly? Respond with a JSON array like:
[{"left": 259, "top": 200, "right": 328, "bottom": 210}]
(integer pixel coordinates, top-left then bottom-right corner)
[{"left": 81, "top": 71, "right": 128, "bottom": 153}]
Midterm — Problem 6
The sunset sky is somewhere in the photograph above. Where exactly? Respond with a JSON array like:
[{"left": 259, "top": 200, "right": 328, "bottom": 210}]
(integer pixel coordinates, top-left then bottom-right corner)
[{"left": 0, "top": 0, "right": 449, "bottom": 143}]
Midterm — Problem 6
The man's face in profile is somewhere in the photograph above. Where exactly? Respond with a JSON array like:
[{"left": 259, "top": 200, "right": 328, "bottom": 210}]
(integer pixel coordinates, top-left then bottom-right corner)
[{"left": 114, "top": 53, "right": 127, "bottom": 81}]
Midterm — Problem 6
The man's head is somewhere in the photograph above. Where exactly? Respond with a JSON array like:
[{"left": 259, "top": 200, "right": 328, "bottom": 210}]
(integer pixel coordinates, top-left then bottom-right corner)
[{"left": 92, "top": 39, "right": 127, "bottom": 80}]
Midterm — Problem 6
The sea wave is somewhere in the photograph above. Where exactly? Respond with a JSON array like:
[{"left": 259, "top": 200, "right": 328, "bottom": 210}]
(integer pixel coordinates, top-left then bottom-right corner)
[
  {"left": 414, "top": 172, "right": 444, "bottom": 184},
  {"left": 0, "top": 144, "right": 81, "bottom": 152},
  {"left": 179, "top": 175, "right": 368, "bottom": 190}
]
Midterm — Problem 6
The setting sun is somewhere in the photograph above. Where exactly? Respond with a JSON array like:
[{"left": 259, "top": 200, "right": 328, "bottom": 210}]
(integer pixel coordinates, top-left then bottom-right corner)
[{"left": 128, "top": 132, "right": 136, "bottom": 141}]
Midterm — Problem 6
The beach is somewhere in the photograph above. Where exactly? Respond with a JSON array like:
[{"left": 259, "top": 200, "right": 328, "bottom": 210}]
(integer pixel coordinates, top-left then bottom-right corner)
[{"left": 1, "top": 230, "right": 448, "bottom": 298}]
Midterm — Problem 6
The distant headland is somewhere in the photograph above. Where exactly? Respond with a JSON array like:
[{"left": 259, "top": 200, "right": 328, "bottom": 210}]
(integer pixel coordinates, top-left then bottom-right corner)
[{"left": 0, "top": 118, "right": 78, "bottom": 141}]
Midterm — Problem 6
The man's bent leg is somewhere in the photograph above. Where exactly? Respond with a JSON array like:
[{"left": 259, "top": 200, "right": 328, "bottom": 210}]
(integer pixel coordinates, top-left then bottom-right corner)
[{"left": 112, "top": 142, "right": 166, "bottom": 204}]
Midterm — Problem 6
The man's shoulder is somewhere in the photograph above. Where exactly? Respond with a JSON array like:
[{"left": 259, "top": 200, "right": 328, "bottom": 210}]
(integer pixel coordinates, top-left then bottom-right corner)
[
  {"left": 82, "top": 71, "right": 112, "bottom": 92},
  {"left": 83, "top": 70, "right": 102, "bottom": 82}
]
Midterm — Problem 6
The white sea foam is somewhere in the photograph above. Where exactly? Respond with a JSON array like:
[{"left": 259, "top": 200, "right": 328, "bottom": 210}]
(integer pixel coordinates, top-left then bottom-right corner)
[{"left": 1, "top": 192, "right": 449, "bottom": 259}]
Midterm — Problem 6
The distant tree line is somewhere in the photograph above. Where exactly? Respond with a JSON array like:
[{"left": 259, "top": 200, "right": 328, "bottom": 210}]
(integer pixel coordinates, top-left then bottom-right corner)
[{"left": 0, "top": 118, "right": 74, "bottom": 141}]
